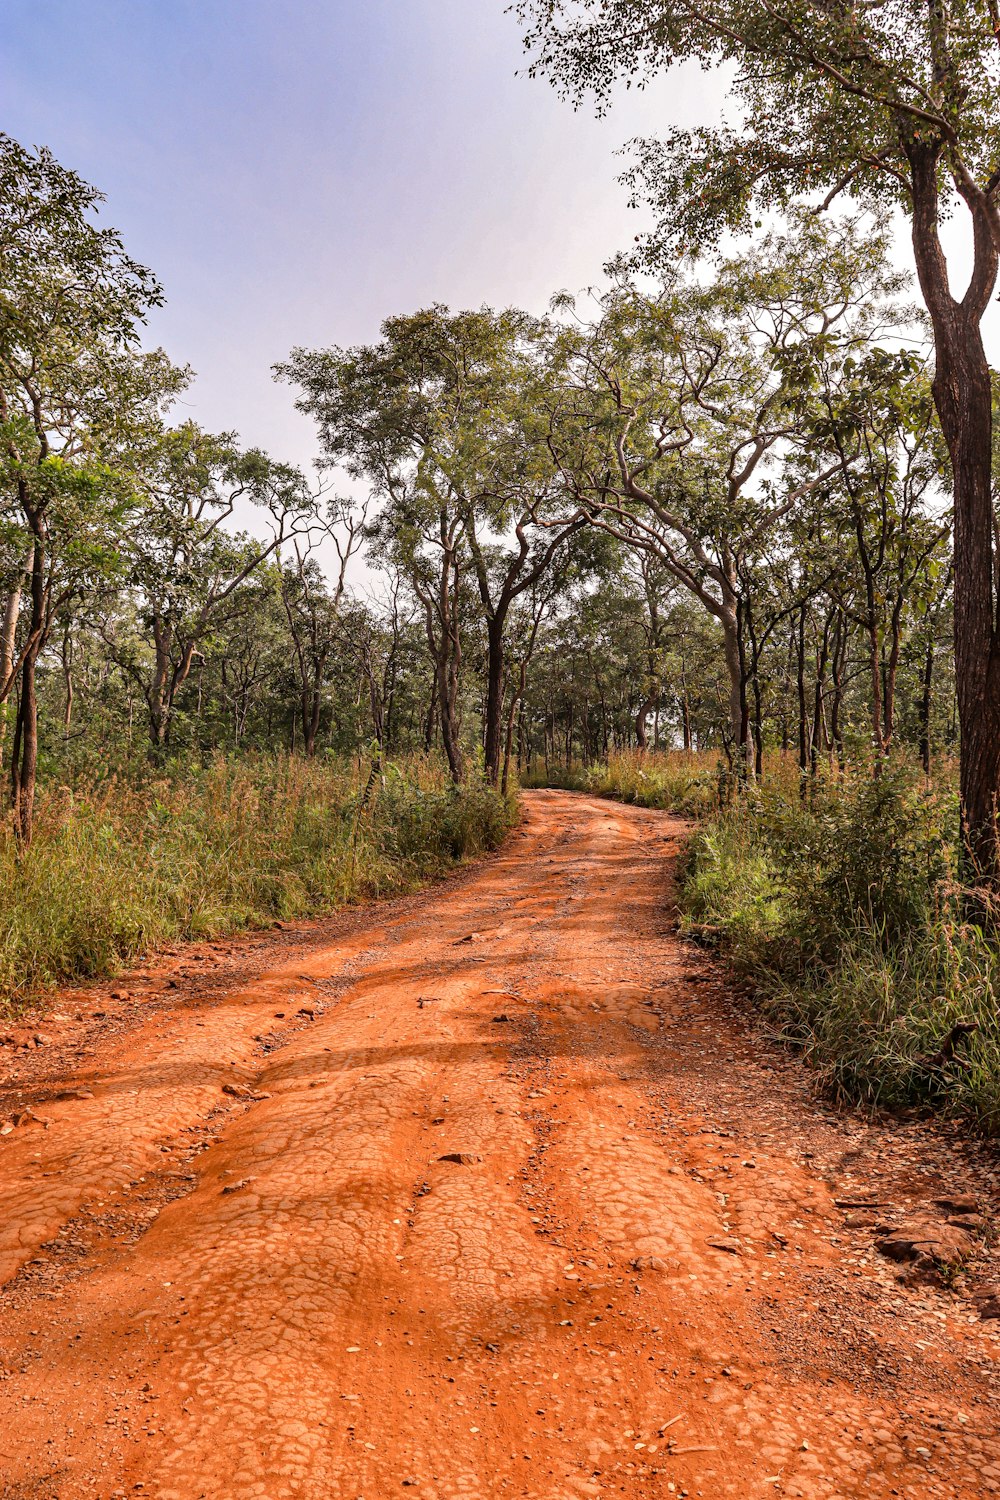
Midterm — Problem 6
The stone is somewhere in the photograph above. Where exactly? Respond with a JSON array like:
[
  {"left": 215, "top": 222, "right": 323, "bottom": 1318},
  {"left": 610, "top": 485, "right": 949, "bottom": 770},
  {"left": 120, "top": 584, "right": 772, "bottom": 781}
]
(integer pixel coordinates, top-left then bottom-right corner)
[
  {"left": 220, "top": 1177, "right": 256, "bottom": 1194},
  {"left": 935, "top": 1194, "right": 979, "bottom": 1214},
  {"left": 971, "top": 1284, "right": 1000, "bottom": 1317},
  {"left": 948, "top": 1213, "right": 988, "bottom": 1233},
  {"left": 706, "top": 1236, "right": 742, "bottom": 1255},
  {"left": 438, "top": 1152, "right": 481, "bottom": 1165},
  {"left": 875, "top": 1220, "right": 974, "bottom": 1266},
  {"left": 222, "top": 1083, "right": 270, "bottom": 1101}
]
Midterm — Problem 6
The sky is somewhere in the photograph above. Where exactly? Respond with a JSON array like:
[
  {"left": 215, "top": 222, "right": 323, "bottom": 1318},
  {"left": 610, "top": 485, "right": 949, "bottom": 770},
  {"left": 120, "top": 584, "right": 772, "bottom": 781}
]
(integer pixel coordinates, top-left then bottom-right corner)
[
  {"left": 1, "top": 0, "right": 710, "bottom": 475},
  {"left": 3, "top": 0, "right": 996, "bottom": 486}
]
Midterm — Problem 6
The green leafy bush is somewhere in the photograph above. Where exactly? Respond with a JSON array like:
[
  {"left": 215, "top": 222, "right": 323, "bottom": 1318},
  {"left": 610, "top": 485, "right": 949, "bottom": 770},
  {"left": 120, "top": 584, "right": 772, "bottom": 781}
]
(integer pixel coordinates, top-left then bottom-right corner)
[{"left": 680, "top": 762, "right": 1000, "bottom": 1132}]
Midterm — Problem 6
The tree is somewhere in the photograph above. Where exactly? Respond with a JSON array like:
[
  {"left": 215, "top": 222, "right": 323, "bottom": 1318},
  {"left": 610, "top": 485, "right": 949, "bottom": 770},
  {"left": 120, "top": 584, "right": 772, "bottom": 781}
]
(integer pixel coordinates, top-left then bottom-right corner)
[
  {"left": 367, "top": 486, "right": 468, "bottom": 780},
  {"left": 107, "top": 423, "right": 311, "bottom": 750},
  {"left": 810, "top": 347, "right": 950, "bottom": 758},
  {"left": 543, "top": 215, "right": 896, "bottom": 771},
  {"left": 279, "top": 498, "right": 366, "bottom": 756},
  {"left": 519, "top": 0, "right": 1000, "bottom": 869},
  {"left": 278, "top": 306, "right": 584, "bottom": 783},
  {"left": 0, "top": 133, "right": 171, "bottom": 839}
]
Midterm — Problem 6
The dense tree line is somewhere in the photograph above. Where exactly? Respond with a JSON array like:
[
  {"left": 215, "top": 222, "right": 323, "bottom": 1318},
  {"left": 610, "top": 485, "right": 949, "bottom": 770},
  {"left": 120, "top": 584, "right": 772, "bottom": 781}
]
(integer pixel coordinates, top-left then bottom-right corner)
[
  {"left": 516, "top": 0, "right": 1000, "bottom": 864},
  {"left": 0, "top": 100, "right": 984, "bottom": 869}
]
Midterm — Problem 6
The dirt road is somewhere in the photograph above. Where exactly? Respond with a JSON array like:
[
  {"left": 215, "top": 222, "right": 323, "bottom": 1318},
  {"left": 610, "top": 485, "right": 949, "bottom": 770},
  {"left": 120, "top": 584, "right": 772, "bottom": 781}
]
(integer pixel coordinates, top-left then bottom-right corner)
[{"left": 1, "top": 790, "right": 999, "bottom": 1500}]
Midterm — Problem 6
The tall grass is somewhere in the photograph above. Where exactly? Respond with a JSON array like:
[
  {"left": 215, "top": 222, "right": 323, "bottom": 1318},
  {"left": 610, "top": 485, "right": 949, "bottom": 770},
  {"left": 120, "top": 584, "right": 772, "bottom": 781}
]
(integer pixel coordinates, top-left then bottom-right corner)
[
  {"left": 680, "top": 762, "right": 1000, "bottom": 1134},
  {"left": 0, "top": 754, "right": 516, "bottom": 1014},
  {"left": 525, "top": 749, "right": 719, "bottom": 817}
]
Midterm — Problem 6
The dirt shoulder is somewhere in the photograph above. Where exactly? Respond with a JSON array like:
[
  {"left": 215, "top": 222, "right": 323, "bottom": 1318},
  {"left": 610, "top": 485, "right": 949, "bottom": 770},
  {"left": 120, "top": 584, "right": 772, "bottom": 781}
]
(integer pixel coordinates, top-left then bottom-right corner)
[{"left": 1, "top": 789, "right": 998, "bottom": 1500}]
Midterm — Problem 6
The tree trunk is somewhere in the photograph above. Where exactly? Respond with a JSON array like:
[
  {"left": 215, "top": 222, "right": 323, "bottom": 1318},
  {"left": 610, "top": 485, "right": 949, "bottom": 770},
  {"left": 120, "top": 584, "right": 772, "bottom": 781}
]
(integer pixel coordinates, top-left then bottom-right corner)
[
  {"left": 721, "top": 608, "right": 748, "bottom": 776},
  {"left": 795, "top": 610, "right": 808, "bottom": 793},
  {"left": 501, "top": 659, "right": 529, "bottom": 798},
  {"left": 302, "top": 684, "right": 321, "bottom": 757},
  {"left": 933, "top": 317, "right": 998, "bottom": 868},
  {"left": 908, "top": 144, "right": 1000, "bottom": 876},
  {"left": 680, "top": 661, "right": 691, "bottom": 753},
  {"left": 423, "top": 675, "right": 438, "bottom": 753},
  {"left": 63, "top": 662, "right": 73, "bottom": 732},
  {"left": 438, "top": 652, "right": 463, "bottom": 782},
  {"left": 829, "top": 613, "right": 847, "bottom": 771},
  {"left": 483, "top": 613, "right": 507, "bottom": 784},
  {"left": 919, "top": 636, "right": 935, "bottom": 778},
  {"left": 0, "top": 573, "right": 23, "bottom": 755},
  {"left": 11, "top": 532, "right": 43, "bottom": 846},
  {"left": 634, "top": 694, "right": 657, "bottom": 751},
  {"left": 810, "top": 615, "right": 832, "bottom": 780},
  {"left": 148, "top": 626, "right": 174, "bottom": 750}
]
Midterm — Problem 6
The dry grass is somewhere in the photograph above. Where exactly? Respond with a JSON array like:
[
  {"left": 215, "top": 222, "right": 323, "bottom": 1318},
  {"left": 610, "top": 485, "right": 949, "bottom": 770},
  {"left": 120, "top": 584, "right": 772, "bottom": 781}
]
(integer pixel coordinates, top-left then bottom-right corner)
[
  {"left": 525, "top": 748, "right": 720, "bottom": 816},
  {"left": 0, "top": 754, "right": 516, "bottom": 1014}
]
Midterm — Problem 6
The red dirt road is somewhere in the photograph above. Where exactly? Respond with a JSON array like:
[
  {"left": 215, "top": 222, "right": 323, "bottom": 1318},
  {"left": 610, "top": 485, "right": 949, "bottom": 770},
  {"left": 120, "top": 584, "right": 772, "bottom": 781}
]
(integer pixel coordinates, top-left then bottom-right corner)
[{"left": 1, "top": 790, "right": 999, "bottom": 1500}]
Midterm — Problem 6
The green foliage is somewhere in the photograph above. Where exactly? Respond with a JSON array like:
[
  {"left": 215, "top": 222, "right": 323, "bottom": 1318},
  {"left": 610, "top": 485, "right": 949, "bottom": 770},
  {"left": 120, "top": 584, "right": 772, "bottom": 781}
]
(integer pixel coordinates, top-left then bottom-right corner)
[
  {"left": 680, "top": 763, "right": 1000, "bottom": 1133},
  {"left": 517, "top": 3, "right": 1000, "bottom": 253},
  {"left": 0, "top": 754, "right": 517, "bottom": 1015}
]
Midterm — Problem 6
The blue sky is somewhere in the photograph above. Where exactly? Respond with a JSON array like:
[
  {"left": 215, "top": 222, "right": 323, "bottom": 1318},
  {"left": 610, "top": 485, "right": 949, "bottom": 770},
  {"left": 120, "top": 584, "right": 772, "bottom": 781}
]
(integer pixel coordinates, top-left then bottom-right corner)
[
  {"left": 4, "top": 1, "right": 995, "bottom": 484},
  {"left": 1, "top": 0, "right": 708, "bottom": 471}
]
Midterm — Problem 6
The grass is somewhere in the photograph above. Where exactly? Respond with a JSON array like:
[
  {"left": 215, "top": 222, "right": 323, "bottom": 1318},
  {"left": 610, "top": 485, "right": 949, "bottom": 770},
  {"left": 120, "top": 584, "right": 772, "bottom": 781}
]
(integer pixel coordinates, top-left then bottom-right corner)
[
  {"left": 524, "top": 749, "right": 720, "bottom": 817},
  {"left": 679, "top": 761, "right": 1000, "bottom": 1135},
  {"left": 0, "top": 753, "right": 517, "bottom": 1015}
]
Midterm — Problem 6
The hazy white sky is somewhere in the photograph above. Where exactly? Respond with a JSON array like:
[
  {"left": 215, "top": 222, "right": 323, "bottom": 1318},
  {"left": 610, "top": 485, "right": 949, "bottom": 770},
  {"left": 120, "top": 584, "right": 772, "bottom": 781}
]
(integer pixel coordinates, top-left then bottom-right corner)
[{"left": 3, "top": 0, "right": 996, "bottom": 483}]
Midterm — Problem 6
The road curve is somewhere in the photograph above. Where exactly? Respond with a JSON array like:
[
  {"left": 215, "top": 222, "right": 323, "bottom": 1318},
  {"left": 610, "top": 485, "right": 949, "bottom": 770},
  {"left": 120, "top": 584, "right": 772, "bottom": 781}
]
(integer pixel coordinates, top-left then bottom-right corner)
[{"left": 0, "top": 789, "right": 998, "bottom": 1500}]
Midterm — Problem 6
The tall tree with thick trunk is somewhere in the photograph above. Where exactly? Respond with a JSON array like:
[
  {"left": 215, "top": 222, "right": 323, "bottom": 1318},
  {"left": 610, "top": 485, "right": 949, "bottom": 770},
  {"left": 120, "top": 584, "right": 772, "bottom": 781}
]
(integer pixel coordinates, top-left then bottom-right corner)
[{"left": 519, "top": 0, "right": 1000, "bottom": 869}]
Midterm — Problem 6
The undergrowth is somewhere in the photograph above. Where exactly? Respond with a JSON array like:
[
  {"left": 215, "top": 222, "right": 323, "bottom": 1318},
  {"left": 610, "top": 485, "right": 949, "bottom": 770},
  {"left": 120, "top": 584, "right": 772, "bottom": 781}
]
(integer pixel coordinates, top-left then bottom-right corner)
[
  {"left": 537, "top": 750, "right": 1000, "bottom": 1134},
  {"left": 0, "top": 754, "right": 516, "bottom": 1014},
  {"left": 679, "top": 762, "right": 1000, "bottom": 1135},
  {"left": 524, "top": 749, "right": 718, "bottom": 817}
]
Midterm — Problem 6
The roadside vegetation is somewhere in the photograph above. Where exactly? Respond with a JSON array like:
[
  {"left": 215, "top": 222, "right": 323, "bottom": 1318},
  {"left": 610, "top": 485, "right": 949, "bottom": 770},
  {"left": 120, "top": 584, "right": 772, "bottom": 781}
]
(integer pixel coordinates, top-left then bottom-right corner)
[
  {"left": 678, "top": 761, "right": 1000, "bottom": 1130},
  {"left": 525, "top": 749, "right": 718, "bottom": 818},
  {"left": 0, "top": 755, "right": 514, "bottom": 1014},
  {"left": 540, "top": 748, "right": 1000, "bottom": 1134}
]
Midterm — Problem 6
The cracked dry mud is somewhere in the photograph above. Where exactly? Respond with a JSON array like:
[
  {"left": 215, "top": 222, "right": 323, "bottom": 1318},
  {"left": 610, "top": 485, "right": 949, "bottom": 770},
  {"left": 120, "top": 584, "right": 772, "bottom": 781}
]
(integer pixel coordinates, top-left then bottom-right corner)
[{"left": 1, "top": 789, "right": 999, "bottom": 1500}]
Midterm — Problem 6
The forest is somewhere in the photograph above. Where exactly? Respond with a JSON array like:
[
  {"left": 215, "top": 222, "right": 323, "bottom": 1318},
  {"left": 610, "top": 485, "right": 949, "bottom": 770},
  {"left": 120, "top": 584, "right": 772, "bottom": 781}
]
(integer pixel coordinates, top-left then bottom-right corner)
[{"left": 2, "top": 179, "right": 959, "bottom": 808}]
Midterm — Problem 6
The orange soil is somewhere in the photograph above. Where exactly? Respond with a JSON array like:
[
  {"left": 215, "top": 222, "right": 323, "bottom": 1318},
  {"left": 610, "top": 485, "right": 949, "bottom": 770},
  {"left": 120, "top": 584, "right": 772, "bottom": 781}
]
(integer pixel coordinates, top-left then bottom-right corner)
[{"left": 1, "top": 790, "right": 998, "bottom": 1500}]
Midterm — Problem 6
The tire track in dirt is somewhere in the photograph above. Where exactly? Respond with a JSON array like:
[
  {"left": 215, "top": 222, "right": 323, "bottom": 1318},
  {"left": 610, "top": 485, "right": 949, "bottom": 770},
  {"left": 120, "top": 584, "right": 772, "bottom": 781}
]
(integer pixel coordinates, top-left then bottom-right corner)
[{"left": 0, "top": 790, "right": 998, "bottom": 1499}]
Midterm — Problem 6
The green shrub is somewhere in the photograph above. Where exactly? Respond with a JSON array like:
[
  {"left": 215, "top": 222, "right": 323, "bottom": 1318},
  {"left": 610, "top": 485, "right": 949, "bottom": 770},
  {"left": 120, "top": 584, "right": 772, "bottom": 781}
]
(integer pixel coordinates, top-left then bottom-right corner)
[{"left": 679, "top": 759, "right": 1000, "bottom": 1134}]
